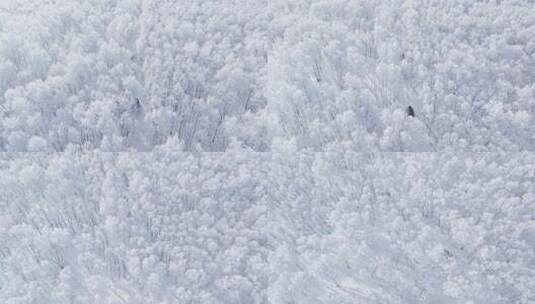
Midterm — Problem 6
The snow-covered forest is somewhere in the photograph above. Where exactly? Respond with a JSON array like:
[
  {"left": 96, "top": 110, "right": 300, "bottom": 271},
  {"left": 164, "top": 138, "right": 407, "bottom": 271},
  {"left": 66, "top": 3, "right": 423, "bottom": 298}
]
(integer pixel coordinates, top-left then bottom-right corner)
[
  {"left": 0, "top": 0, "right": 534, "bottom": 303},
  {"left": 1, "top": 153, "right": 534, "bottom": 303},
  {"left": 1, "top": 0, "right": 534, "bottom": 151}
]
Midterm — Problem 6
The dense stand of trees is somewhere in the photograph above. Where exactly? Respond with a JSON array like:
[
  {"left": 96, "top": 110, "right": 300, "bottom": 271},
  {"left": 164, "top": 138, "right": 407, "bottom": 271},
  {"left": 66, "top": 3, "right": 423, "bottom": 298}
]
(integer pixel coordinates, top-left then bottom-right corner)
[
  {"left": 0, "top": 0, "right": 533, "bottom": 151},
  {"left": 1, "top": 1, "right": 534, "bottom": 303},
  {"left": 0, "top": 153, "right": 270, "bottom": 303},
  {"left": 1, "top": 153, "right": 534, "bottom": 303}
]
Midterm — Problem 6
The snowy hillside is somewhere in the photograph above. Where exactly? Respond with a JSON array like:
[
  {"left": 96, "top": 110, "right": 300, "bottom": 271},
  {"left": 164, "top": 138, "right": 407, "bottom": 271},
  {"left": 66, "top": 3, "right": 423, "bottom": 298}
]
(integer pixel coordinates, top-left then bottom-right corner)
[
  {"left": 1, "top": 1, "right": 535, "bottom": 304},
  {"left": 1, "top": 0, "right": 534, "bottom": 151}
]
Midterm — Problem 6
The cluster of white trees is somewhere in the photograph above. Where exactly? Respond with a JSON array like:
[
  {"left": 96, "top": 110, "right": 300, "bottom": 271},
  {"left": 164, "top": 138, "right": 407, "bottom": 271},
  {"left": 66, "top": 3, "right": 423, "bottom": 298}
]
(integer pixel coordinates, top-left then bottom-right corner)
[
  {"left": 0, "top": 0, "right": 273, "bottom": 151},
  {"left": 261, "top": 0, "right": 535, "bottom": 151},
  {"left": 1, "top": 0, "right": 533, "bottom": 151},
  {"left": 1, "top": 0, "right": 534, "bottom": 303},
  {"left": 268, "top": 153, "right": 535, "bottom": 303},
  {"left": 1, "top": 153, "right": 533, "bottom": 303},
  {"left": 0, "top": 153, "right": 270, "bottom": 303}
]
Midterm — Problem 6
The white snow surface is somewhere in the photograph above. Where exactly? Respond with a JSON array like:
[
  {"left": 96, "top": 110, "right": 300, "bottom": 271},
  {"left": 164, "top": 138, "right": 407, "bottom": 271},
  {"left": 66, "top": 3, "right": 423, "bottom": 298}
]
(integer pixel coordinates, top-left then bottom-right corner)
[{"left": 1, "top": 1, "right": 535, "bottom": 304}]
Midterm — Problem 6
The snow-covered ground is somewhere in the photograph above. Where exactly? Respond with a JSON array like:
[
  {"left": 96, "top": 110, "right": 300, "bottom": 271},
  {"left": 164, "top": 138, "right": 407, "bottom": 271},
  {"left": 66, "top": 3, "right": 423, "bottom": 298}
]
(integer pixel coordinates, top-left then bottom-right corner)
[{"left": 0, "top": 0, "right": 534, "bottom": 303}]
